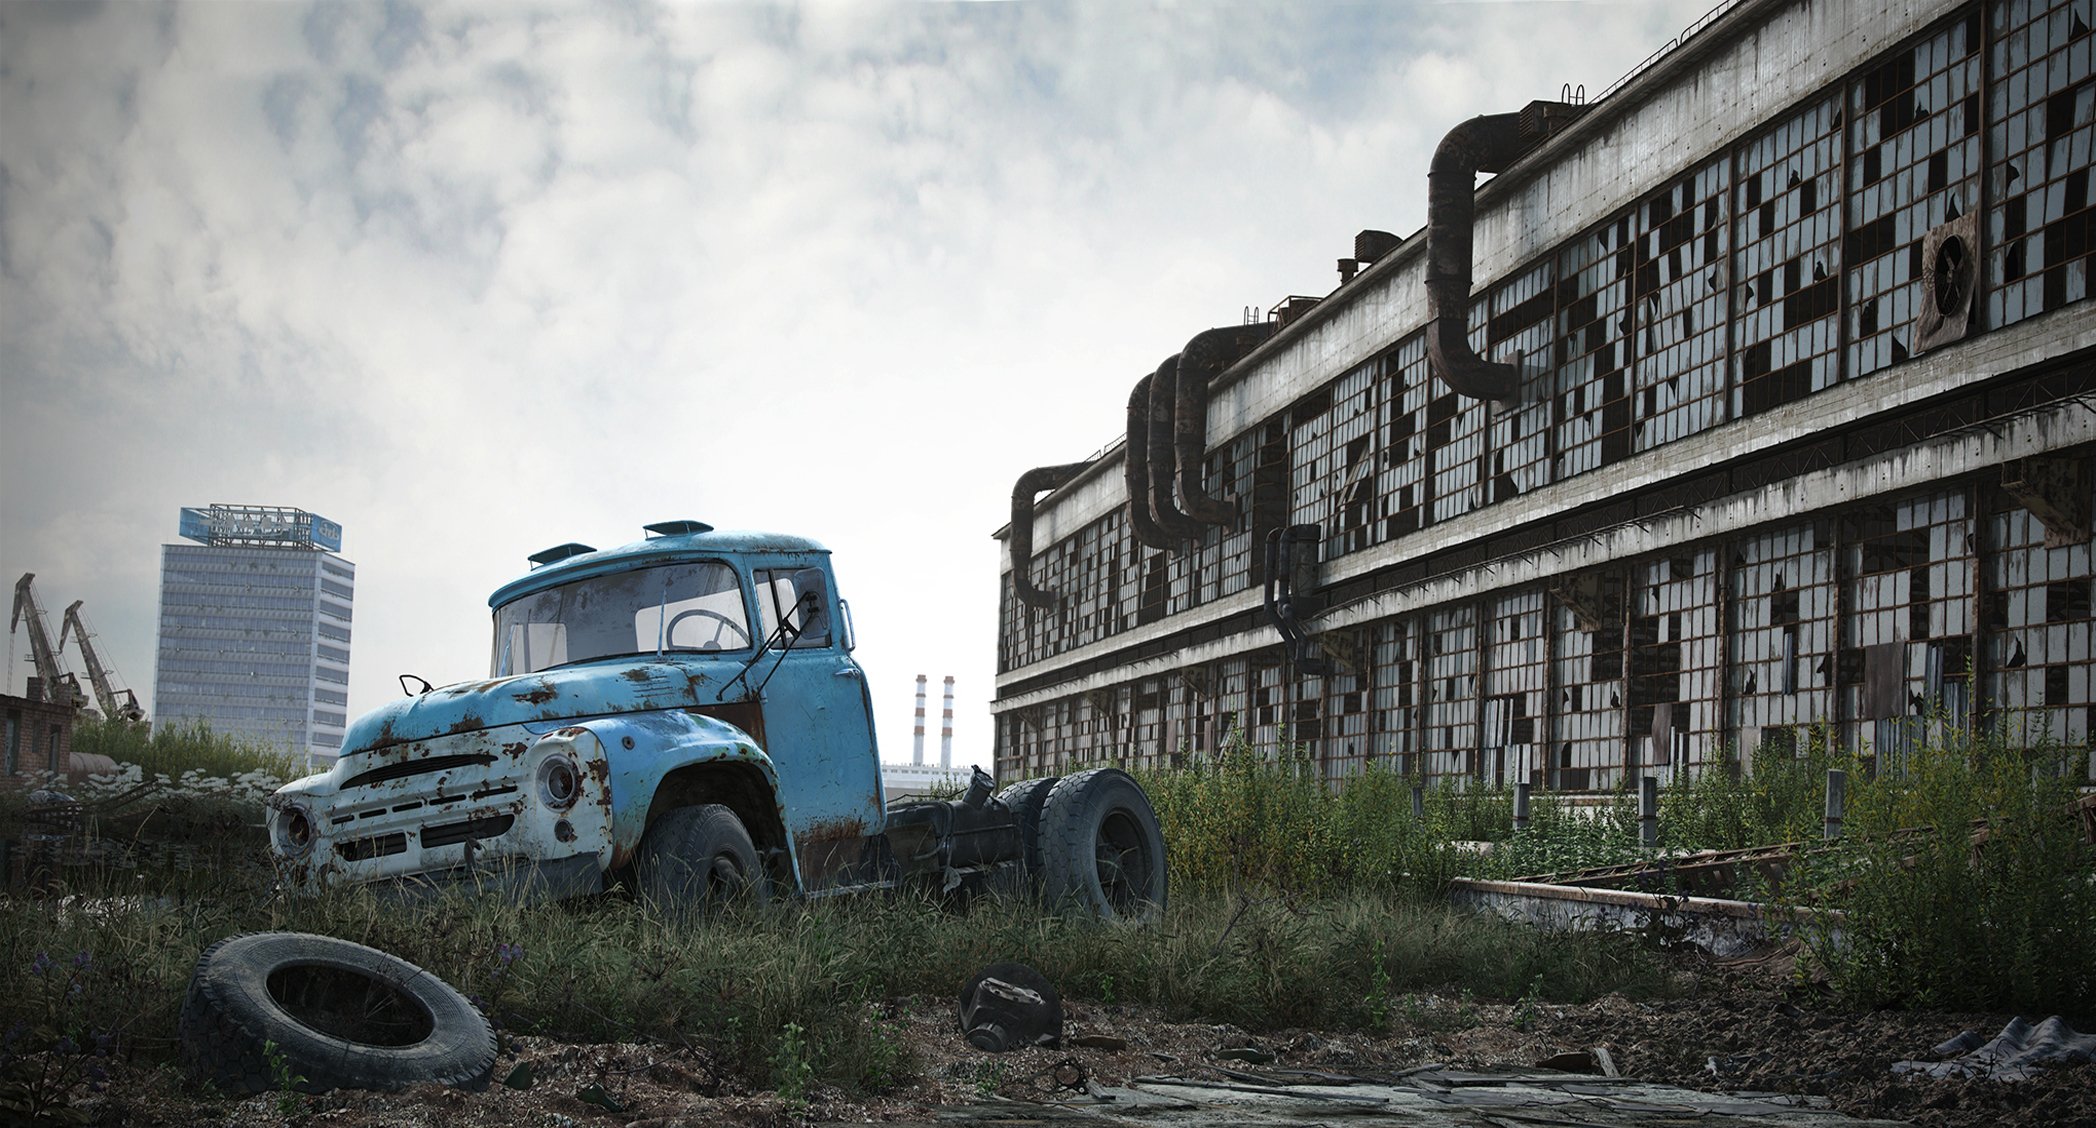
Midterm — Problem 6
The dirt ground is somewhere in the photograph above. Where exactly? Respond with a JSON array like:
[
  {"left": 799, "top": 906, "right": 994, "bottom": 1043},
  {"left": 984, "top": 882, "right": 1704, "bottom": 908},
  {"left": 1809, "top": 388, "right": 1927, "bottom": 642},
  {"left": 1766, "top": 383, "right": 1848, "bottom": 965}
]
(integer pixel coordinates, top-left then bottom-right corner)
[{"left": 52, "top": 945, "right": 2096, "bottom": 1127}]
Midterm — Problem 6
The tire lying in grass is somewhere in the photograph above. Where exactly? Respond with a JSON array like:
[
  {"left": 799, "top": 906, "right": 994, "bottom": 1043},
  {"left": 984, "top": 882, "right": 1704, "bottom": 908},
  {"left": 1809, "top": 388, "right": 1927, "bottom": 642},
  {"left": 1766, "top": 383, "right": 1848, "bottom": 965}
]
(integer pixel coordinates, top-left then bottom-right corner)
[
  {"left": 1037, "top": 767, "right": 1168, "bottom": 922},
  {"left": 178, "top": 932, "right": 495, "bottom": 1095}
]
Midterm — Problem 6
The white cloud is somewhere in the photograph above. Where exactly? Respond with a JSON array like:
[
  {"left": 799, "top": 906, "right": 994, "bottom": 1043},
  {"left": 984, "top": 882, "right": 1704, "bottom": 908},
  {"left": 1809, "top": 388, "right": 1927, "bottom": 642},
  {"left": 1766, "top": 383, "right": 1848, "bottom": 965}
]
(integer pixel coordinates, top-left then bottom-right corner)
[{"left": 3, "top": 0, "right": 1714, "bottom": 767}]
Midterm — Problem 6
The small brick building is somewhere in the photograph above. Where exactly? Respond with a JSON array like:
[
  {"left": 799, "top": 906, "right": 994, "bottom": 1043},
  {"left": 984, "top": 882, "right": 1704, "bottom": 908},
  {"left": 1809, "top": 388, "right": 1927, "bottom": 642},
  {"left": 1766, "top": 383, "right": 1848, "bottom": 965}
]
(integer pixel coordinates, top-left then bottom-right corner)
[{"left": 2, "top": 684, "right": 78, "bottom": 780}]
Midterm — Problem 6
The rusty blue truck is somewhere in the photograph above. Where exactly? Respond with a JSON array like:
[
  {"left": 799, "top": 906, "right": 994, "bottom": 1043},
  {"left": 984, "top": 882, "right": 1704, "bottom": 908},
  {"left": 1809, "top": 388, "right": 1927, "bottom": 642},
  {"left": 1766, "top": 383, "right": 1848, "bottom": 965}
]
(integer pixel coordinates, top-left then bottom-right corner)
[{"left": 265, "top": 520, "right": 1166, "bottom": 920}]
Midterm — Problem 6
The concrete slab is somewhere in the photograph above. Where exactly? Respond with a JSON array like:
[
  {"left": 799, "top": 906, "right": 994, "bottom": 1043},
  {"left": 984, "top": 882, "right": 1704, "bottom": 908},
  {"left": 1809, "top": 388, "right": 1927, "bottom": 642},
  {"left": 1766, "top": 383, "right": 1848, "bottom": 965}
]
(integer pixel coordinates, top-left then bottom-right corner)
[{"left": 830, "top": 1065, "right": 1910, "bottom": 1126}]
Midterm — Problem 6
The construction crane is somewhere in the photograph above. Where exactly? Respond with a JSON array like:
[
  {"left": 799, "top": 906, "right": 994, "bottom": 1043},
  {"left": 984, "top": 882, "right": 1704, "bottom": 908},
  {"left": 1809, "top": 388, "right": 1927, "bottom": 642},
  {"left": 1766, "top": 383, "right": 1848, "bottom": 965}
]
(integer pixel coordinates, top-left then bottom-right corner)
[
  {"left": 61, "top": 600, "right": 146, "bottom": 724},
  {"left": 10, "top": 573, "right": 87, "bottom": 710}
]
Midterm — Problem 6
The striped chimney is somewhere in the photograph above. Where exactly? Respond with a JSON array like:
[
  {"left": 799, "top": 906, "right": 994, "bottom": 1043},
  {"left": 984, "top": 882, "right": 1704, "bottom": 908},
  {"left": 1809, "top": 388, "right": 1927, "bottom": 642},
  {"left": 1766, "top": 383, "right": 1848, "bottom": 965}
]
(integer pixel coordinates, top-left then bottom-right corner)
[
  {"left": 940, "top": 675, "right": 955, "bottom": 770},
  {"left": 912, "top": 674, "right": 928, "bottom": 766}
]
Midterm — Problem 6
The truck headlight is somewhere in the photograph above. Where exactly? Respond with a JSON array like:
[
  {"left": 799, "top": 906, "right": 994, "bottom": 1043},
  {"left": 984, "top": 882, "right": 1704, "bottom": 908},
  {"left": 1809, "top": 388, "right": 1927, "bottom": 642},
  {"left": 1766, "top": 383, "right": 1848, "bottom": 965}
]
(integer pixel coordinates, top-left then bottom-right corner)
[
  {"left": 276, "top": 804, "right": 316, "bottom": 855},
  {"left": 536, "top": 753, "right": 581, "bottom": 811}
]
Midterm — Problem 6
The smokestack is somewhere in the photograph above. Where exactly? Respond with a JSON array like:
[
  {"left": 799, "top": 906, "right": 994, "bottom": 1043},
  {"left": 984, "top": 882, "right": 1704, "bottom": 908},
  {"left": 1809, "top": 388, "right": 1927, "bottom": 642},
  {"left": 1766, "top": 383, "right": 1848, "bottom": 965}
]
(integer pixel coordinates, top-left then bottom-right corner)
[
  {"left": 940, "top": 675, "right": 955, "bottom": 770},
  {"left": 912, "top": 674, "right": 928, "bottom": 766}
]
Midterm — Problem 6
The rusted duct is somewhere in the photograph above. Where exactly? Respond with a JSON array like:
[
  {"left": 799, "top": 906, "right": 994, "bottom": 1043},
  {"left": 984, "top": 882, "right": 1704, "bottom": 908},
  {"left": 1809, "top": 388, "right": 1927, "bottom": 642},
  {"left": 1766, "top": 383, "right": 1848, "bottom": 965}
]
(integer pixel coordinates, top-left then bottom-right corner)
[
  {"left": 1174, "top": 322, "right": 1276, "bottom": 526},
  {"left": 1425, "top": 102, "right": 1587, "bottom": 402},
  {"left": 1009, "top": 460, "right": 1093, "bottom": 610},
  {"left": 1124, "top": 375, "right": 1171, "bottom": 549},
  {"left": 1146, "top": 354, "right": 1207, "bottom": 541}
]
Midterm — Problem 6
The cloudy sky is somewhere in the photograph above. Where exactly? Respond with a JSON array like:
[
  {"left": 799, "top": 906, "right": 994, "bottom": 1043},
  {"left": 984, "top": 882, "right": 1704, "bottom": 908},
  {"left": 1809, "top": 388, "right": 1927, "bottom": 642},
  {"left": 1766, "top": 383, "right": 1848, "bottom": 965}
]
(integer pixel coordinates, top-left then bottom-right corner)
[{"left": 2, "top": 0, "right": 1711, "bottom": 768}]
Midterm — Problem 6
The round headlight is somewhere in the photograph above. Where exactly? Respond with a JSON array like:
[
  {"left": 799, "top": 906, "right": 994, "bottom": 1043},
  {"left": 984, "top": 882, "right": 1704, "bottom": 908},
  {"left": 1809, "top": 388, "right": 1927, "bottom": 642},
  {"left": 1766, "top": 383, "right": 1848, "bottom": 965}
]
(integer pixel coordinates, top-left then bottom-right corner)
[
  {"left": 278, "top": 806, "right": 315, "bottom": 854},
  {"left": 537, "top": 754, "right": 581, "bottom": 811}
]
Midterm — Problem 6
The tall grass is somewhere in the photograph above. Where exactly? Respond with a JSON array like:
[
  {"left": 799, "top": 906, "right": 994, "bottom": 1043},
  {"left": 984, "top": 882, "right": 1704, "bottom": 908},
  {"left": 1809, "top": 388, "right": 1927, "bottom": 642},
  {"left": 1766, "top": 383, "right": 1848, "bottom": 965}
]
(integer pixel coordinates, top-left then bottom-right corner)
[
  {"left": 0, "top": 873, "right": 1671, "bottom": 1098},
  {"left": 1135, "top": 743, "right": 1459, "bottom": 897},
  {"left": 68, "top": 716, "right": 307, "bottom": 782}
]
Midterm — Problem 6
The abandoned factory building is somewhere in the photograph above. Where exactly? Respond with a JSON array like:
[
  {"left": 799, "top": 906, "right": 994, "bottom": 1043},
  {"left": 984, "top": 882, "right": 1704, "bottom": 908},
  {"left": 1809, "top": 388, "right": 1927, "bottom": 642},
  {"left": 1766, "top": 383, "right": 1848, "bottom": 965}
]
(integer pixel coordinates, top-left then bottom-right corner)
[{"left": 993, "top": 0, "right": 2096, "bottom": 791}]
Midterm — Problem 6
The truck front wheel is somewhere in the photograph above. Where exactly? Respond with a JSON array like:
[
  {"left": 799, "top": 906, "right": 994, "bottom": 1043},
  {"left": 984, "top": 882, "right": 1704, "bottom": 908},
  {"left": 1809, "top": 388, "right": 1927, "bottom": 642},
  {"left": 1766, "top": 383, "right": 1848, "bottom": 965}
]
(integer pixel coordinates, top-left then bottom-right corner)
[
  {"left": 1038, "top": 768, "right": 1167, "bottom": 923},
  {"left": 634, "top": 803, "right": 767, "bottom": 910}
]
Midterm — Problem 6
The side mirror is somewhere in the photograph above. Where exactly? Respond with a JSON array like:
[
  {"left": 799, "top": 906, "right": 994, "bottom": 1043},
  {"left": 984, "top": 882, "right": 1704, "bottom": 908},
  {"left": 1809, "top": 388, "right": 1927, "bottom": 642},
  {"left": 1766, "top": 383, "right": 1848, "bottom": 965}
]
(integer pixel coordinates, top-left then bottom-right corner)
[{"left": 791, "top": 567, "right": 833, "bottom": 643}]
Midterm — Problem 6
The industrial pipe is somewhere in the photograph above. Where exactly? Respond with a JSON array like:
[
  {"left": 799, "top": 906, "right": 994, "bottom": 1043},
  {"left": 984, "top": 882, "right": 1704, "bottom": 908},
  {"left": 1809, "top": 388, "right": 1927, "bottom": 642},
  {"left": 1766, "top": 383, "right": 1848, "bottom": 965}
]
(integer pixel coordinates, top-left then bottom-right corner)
[
  {"left": 1424, "top": 103, "right": 1586, "bottom": 402},
  {"left": 1174, "top": 322, "right": 1276, "bottom": 526},
  {"left": 1145, "top": 354, "right": 1207, "bottom": 541},
  {"left": 1009, "top": 460, "right": 1094, "bottom": 610},
  {"left": 1124, "top": 375, "right": 1171, "bottom": 549},
  {"left": 1424, "top": 112, "right": 1529, "bottom": 402}
]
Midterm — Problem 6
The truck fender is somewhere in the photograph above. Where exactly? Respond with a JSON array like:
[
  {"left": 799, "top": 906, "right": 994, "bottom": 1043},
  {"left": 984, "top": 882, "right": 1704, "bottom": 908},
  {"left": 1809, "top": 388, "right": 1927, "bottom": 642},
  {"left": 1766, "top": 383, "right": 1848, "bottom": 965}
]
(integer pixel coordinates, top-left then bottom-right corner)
[{"left": 566, "top": 710, "right": 802, "bottom": 894}]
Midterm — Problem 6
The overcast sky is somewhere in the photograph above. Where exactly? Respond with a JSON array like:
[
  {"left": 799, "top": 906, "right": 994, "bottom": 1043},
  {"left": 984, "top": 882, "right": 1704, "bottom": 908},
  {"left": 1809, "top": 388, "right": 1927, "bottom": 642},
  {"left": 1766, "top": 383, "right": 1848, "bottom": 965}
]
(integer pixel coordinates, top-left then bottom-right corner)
[{"left": 2, "top": 0, "right": 1712, "bottom": 770}]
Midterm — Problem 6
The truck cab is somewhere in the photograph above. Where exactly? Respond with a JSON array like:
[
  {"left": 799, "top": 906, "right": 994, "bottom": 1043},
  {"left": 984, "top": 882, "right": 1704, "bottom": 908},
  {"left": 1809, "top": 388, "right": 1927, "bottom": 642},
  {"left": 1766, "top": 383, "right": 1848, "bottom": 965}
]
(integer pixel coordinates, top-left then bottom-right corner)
[{"left": 268, "top": 520, "right": 1166, "bottom": 919}]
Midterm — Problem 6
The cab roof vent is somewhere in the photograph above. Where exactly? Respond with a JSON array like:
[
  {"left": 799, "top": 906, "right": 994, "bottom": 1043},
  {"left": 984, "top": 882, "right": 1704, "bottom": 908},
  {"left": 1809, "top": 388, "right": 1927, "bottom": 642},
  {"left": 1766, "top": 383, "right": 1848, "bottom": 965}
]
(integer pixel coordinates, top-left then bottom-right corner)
[
  {"left": 644, "top": 520, "right": 715, "bottom": 538},
  {"left": 527, "top": 543, "right": 597, "bottom": 569}
]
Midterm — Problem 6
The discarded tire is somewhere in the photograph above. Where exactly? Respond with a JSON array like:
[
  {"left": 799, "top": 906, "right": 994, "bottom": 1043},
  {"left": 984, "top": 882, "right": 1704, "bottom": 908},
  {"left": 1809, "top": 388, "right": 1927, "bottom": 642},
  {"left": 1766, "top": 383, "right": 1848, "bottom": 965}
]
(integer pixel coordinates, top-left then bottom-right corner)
[
  {"left": 994, "top": 775, "right": 1060, "bottom": 885},
  {"left": 958, "top": 961, "right": 1063, "bottom": 1052},
  {"left": 179, "top": 931, "right": 495, "bottom": 1095},
  {"left": 634, "top": 803, "right": 767, "bottom": 910},
  {"left": 1037, "top": 767, "right": 1168, "bottom": 922}
]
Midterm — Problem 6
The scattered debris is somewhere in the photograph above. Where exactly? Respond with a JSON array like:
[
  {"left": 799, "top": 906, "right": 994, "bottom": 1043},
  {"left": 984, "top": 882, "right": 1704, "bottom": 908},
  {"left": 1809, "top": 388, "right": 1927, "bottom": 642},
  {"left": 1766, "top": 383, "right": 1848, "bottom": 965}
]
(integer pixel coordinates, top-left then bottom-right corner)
[
  {"left": 957, "top": 962, "right": 1062, "bottom": 1052},
  {"left": 1893, "top": 1016, "right": 2096, "bottom": 1081}
]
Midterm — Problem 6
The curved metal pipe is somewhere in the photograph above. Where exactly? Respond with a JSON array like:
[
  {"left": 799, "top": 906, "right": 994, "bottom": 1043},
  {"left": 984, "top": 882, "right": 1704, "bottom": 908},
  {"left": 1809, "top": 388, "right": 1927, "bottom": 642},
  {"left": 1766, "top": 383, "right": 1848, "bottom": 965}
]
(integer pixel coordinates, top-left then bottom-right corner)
[
  {"left": 1174, "top": 322, "right": 1276, "bottom": 526},
  {"left": 1124, "top": 375, "right": 1171, "bottom": 549},
  {"left": 1424, "top": 111, "right": 1531, "bottom": 402},
  {"left": 1146, "top": 353, "right": 1206, "bottom": 541},
  {"left": 1009, "top": 460, "right": 1095, "bottom": 611}
]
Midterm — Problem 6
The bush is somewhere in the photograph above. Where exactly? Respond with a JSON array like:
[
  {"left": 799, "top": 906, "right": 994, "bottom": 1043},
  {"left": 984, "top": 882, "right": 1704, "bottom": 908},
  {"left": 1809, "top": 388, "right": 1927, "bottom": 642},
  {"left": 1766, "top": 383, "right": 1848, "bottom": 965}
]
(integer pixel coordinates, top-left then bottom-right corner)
[
  {"left": 70, "top": 716, "right": 307, "bottom": 783},
  {"left": 1798, "top": 730, "right": 2096, "bottom": 1012}
]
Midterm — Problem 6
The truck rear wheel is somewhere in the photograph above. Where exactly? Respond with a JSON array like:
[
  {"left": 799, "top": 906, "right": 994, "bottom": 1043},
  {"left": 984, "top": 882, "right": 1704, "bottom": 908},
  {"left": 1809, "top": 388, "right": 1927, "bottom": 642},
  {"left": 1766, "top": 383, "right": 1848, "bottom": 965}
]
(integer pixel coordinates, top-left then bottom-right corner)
[
  {"left": 1037, "top": 768, "right": 1167, "bottom": 922},
  {"left": 634, "top": 803, "right": 767, "bottom": 910},
  {"left": 994, "top": 775, "right": 1059, "bottom": 887}
]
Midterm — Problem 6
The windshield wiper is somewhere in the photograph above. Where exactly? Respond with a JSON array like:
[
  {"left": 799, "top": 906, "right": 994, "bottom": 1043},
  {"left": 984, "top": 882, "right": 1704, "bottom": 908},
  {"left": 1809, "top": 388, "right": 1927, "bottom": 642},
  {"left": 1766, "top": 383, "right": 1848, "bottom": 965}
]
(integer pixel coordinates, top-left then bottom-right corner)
[{"left": 726, "top": 593, "right": 818, "bottom": 701}]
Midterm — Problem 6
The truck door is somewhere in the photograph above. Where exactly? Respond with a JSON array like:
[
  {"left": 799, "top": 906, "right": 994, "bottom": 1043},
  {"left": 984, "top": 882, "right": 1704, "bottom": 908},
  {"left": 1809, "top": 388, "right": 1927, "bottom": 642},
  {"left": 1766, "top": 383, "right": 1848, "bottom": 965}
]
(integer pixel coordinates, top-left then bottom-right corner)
[{"left": 749, "top": 564, "right": 886, "bottom": 889}]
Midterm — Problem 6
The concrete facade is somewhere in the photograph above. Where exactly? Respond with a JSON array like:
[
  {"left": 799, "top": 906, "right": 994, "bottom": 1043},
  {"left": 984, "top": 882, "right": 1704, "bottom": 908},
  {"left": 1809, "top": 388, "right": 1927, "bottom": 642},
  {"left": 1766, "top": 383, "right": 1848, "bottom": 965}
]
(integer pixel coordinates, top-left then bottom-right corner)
[{"left": 993, "top": 0, "right": 2096, "bottom": 789}]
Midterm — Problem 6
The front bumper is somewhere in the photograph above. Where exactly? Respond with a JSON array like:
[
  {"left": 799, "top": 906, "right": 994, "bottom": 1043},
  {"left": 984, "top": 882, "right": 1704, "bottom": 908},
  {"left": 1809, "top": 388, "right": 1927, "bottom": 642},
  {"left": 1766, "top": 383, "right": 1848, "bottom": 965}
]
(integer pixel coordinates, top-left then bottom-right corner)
[{"left": 268, "top": 724, "right": 615, "bottom": 891}]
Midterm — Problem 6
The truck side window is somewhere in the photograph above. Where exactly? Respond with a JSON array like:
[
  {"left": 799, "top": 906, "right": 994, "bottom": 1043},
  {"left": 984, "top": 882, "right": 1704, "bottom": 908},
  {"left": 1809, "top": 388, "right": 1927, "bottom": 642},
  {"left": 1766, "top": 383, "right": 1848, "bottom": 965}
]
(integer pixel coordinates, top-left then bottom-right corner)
[{"left": 755, "top": 569, "right": 832, "bottom": 648}]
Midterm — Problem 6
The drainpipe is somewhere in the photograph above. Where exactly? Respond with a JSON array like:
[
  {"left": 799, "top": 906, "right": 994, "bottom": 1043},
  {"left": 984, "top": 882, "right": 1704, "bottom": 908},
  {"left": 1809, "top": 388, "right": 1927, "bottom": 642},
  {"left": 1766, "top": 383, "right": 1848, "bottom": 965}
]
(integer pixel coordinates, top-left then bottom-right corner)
[
  {"left": 1146, "top": 354, "right": 1207, "bottom": 541},
  {"left": 1124, "top": 375, "right": 1171, "bottom": 549},
  {"left": 1174, "top": 322, "right": 1277, "bottom": 526},
  {"left": 1424, "top": 102, "right": 1587, "bottom": 402},
  {"left": 1009, "top": 460, "right": 1093, "bottom": 610}
]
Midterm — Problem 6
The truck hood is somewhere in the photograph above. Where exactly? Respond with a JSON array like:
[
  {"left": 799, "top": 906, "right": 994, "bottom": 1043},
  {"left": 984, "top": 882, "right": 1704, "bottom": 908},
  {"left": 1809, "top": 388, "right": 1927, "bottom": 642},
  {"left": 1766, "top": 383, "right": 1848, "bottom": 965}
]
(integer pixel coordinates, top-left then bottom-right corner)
[{"left": 342, "top": 659, "right": 735, "bottom": 754}]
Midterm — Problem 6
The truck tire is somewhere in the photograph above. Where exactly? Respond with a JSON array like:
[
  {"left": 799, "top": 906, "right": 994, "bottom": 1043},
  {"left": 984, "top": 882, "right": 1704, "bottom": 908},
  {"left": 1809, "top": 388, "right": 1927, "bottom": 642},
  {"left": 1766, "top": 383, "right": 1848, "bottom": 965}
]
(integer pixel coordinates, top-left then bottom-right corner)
[
  {"left": 635, "top": 803, "right": 767, "bottom": 910},
  {"left": 994, "top": 775, "right": 1059, "bottom": 885},
  {"left": 178, "top": 931, "right": 495, "bottom": 1095},
  {"left": 1037, "top": 768, "right": 1167, "bottom": 922}
]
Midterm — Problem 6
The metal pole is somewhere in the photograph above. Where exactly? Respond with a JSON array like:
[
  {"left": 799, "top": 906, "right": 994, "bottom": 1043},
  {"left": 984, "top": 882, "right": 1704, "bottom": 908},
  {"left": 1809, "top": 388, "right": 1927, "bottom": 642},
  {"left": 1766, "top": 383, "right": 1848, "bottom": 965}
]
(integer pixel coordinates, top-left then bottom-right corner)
[
  {"left": 1412, "top": 783, "right": 1426, "bottom": 822},
  {"left": 1513, "top": 781, "right": 1531, "bottom": 832},
  {"left": 1824, "top": 768, "right": 1846, "bottom": 840},
  {"left": 1638, "top": 774, "right": 1659, "bottom": 848}
]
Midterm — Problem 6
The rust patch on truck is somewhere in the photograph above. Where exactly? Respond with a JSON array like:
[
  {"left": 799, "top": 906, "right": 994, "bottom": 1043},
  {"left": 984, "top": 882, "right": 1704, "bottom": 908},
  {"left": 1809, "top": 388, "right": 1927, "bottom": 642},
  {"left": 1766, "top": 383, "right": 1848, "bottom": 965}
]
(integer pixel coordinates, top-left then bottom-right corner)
[
  {"left": 794, "top": 816, "right": 871, "bottom": 891},
  {"left": 447, "top": 714, "right": 485, "bottom": 734},
  {"left": 516, "top": 682, "right": 559, "bottom": 704}
]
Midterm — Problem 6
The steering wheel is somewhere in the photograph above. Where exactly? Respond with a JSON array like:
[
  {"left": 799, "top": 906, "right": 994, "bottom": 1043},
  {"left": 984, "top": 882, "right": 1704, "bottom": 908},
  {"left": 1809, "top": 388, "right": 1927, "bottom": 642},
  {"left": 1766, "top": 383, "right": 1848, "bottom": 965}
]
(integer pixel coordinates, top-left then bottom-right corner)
[{"left": 664, "top": 608, "right": 752, "bottom": 651}]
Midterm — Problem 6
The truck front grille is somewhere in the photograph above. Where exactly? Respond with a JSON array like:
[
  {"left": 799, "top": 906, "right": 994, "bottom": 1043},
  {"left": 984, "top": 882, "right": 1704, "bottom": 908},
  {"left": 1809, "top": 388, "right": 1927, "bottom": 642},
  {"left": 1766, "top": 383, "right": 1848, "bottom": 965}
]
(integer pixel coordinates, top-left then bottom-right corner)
[
  {"left": 337, "top": 832, "right": 409, "bottom": 861},
  {"left": 342, "top": 753, "right": 499, "bottom": 790},
  {"left": 421, "top": 814, "right": 515, "bottom": 850}
]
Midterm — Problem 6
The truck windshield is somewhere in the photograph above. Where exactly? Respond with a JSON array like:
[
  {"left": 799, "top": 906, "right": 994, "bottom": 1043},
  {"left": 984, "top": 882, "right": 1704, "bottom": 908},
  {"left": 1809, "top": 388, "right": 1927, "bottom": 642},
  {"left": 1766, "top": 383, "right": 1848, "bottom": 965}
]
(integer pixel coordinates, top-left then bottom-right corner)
[{"left": 491, "top": 561, "right": 753, "bottom": 676}]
